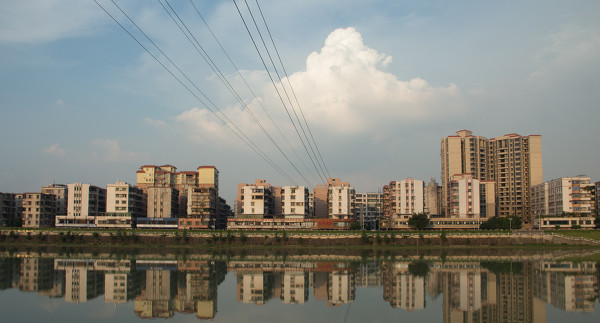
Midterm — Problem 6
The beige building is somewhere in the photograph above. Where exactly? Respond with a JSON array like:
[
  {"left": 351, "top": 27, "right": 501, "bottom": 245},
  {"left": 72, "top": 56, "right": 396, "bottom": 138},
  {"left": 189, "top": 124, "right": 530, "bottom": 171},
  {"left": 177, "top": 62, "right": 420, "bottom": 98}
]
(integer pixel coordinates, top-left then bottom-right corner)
[
  {"left": 531, "top": 176, "right": 595, "bottom": 217},
  {"left": 313, "top": 178, "right": 355, "bottom": 219},
  {"left": 146, "top": 186, "right": 179, "bottom": 219},
  {"left": 41, "top": 184, "right": 68, "bottom": 217},
  {"left": 382, "top": 178, "right": 424, "bottom": 229},
  {"left": 56, "top": 183, "right": 106, "bottom": 228},
  {"left": 21, "top": 192, "right": 56, "bottom": 228},
  {"left": 96, "top": 181, "right": 146, "bottom": 228},
  {"left": 235, "top": 180, "right": 275, "bottom": 218},
  {"left": 441, "top": 130, "right": 543, "bottom": 224},
  {"left": 281, "top": 186, "right": 309, "bottom": 218}
]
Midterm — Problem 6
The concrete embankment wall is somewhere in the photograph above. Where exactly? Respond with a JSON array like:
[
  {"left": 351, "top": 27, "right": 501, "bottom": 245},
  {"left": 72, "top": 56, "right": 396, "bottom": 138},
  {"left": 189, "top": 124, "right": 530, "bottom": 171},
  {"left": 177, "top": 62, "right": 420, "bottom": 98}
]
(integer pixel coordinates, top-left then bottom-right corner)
[{"left": 1, "top": 229, "right": 598, "bottom": 247}]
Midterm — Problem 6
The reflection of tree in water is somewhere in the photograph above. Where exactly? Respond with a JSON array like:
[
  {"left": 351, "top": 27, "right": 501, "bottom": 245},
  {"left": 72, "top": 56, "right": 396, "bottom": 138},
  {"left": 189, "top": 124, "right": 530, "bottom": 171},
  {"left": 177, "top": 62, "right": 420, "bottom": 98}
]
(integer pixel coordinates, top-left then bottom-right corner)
[{"left": 408, "top": 260, "right": 430, "bottom": 277}]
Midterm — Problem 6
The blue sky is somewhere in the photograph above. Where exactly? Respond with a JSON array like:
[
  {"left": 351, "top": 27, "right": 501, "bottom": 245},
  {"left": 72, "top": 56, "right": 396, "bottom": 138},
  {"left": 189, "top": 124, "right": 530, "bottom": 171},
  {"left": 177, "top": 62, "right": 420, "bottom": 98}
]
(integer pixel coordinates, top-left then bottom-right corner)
[{"left": 1, "top": 0, "right": 599, "bottom": 203}]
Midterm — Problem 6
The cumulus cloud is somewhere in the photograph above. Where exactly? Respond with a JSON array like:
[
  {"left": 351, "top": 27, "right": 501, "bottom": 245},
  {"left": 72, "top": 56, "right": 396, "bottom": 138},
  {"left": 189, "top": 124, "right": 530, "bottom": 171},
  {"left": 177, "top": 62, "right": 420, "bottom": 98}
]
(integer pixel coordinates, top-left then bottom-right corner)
[
  {"left": 91, "top": 139, "right": 138, "bottom": 162},
  {"left": 43, "top": 143, "right": 65, "bottom": 156},
  {"left": 0, "top": 1, "right": 102, "bottom": 44},
  {"left": 257, "top": 27, "right": 462, "bottom": 136},
  {"left": 156, "top": 27, "right": 462, "bottom": 146}
]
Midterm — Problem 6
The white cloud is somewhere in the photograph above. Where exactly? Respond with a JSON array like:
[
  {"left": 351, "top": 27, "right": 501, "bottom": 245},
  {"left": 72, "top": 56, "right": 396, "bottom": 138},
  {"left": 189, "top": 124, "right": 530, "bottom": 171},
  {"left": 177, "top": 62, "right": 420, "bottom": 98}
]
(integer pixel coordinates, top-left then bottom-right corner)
[
  {"left": 55, "top": 99, "right": 64, "bottom": 106},
  {"left": 150, "top": 27, "right": 463, "bottom": 148},
  {"left": 92, "top": 139, "right": 138, "bottom": 162},
  {"left": 261, "top": 27, "right": 462, "bottom": 135},
  {"left": 0, "top": 1, "right": 102, "bottom": 44},
  {"left": 43, "top": 143, "right": 65, "bottom": 156}
]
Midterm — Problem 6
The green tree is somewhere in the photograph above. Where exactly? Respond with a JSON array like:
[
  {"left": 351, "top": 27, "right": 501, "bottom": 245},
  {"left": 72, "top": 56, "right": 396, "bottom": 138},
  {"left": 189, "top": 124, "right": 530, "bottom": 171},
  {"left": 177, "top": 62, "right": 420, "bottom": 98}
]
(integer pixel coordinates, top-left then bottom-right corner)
[
  {"left": 349, "top": 222, "right": 361, "bottom": 231},
  {"left": 408, "top": 213, "right": 430, "bottom": 230},
  {"left": 408, "top": 260, "right": 430, "bottom": 277}
]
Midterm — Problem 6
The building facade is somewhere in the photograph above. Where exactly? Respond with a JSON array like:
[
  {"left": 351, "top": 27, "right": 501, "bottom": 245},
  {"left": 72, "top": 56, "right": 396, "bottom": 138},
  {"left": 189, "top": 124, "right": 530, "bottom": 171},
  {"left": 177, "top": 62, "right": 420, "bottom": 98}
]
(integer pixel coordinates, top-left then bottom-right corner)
[
  {"left": 382, "top": 178, "right": 424, "bottom": 229},
  {"left": 531, "top": 176, "right": 596, "bottom": 229},
  {"left": 56, "top": 183, "right": 106, "bottom": 228},
  {"left": 0, "top": 193, "right": 17, "bottom": 227},
  {"left": 96, "top": 181, "right": 146, "bottom": 228},
  {"left": 354, "top": 192, "right": 382, "bottom": 230},
  {"left": 41, "top": 184, "right": 68, "bottom": 217},
  {"left": 21, "top": 193, "right": 56, "bottom": 228},
  {"left": 137, "top": 186, "right": 179, "bottom": 229},
  {"left": 441, "top": 130, "right": 543, "bottom": 225},
  {"left": 281, "top": 186, "right": 309, "bottom": 219}
]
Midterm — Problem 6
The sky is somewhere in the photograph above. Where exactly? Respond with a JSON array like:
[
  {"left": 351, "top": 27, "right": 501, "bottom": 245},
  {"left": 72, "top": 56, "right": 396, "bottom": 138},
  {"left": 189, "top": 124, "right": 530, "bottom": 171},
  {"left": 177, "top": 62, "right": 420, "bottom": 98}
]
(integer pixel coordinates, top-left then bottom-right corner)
[{"left": 1, "top": 0, "right": 599, "bottom": 203}]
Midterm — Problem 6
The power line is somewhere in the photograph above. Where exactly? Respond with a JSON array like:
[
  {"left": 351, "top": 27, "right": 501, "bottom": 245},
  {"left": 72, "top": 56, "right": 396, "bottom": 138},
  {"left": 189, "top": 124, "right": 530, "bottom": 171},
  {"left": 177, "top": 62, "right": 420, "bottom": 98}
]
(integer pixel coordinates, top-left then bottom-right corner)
[
  {"left": 232, "top": 0, "right": 328, "bottom": 184},
  {"left": 94, "top": 0, "right": 296, "bottom": 185},
  {"left": 188, "top": 0, "right": 322, "bottom": 187},
  {"left": 160, "top": 0, "right": 313, "bottom": 187},
  {"left": 253, "top": 0, "right": 332, "bottom": 179},
  {"left": 244, "top": 0, "right": 329, "bottom": 180}
]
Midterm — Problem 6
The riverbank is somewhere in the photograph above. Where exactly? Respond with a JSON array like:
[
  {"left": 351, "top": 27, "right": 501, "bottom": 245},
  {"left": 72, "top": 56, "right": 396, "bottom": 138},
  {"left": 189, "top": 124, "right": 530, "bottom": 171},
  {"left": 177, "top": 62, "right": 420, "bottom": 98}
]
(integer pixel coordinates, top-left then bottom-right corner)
[{"left": 1, "top": 228, "right": 599, "bottom": 248}]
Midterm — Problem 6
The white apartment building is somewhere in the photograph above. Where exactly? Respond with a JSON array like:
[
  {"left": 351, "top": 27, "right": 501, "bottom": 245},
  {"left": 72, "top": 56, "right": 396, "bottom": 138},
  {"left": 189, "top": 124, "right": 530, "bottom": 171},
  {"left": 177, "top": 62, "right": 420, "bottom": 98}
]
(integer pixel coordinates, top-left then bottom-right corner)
[
  {"left": 329, "top": 185, "right": 355, "bottom": 220},
  {"left": 532, "top": 176, "right": 596, "bottom": 229},
  {"left": 239, "top": 180, "right": 274, "bottom": 218},
  {"left": 56, "top": 183, "right": 106, "bottom": 228},
  {"left": 96, "top": 181, "right": 146, "bottom": 228},
  {"left": 281, "top": 186, "right": 309, "bottom": 218}
]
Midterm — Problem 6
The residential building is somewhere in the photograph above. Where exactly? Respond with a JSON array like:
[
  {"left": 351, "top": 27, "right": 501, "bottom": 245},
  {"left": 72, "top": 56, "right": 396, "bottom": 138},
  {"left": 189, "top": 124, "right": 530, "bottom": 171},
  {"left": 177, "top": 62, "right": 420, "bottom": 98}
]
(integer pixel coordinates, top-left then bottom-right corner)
[
  {"left": 595, "top": 181, "right": 599, "bottom": 217},
  {"left": 0, "top": 193, "right": 17, "bottom": 227},
  {"left": 441, "top": 130, "right": 543, "bottom": 224},
  {"left": 382, "top": 178, "right": 424, "bottom": 229},
  {"left": 354, "top": 192, "right": 382, "bottom": 230},
  {"left": 96, "top": 181, "right": 146, "bottom": 229},
  {"left": 136, "top": 165, "right": 178, "bottom": 191},
  {"left": 424, "top": 178, "right": 442, "bottom": 216},
  {"left": 281, "top": 186, "right": 309, "bottom": 219},
  {"left": 137, "top": 186, "right": 179, "bottom": 229},
  {"left": 21, "top": 192, "right": 56, "bottom": 228},
  {"left": 179, "top": 185, "right": 218, "bottom": 229},
  {"left": 312, "top": 178, "right": 354, "bottom": 219},
  {"left": 55, "top": 183, "right": 106, "bottom": 227},
  {"left": 532, "top": 176, "right": 596, "bottom": 229},
  {"left": 41, "top": 184, "right": 68, "bottom": 217},
  {"left": 56, "top": 183, "right": 106, "bottom": 228},
  {"left": 235, "top": 180, "right": 275, "bottom": 218}
]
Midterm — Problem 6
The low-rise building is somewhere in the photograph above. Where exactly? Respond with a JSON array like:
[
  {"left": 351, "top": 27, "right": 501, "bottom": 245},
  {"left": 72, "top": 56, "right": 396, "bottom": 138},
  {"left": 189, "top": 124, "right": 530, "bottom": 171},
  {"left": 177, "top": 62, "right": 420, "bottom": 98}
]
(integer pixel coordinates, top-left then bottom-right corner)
[
  {"left": 96, "top": 181, "right": 145, "bottom": 229},
  {"left": 532, "top": 176, "right": 595, "bottom": 228},
  {"left": 354, "top": 192, "right": 382, "bottom": 230},
  {"left": 21, "top": 193, "right": 56, "bottom": 228},
  {"left": 0, "top": 193, "right": 17, "bottom": 227},
  {"left": 41, "top": 184, "right": 68, "bottom": 218},
  {"left": 382, "top": 178, "right": 424, "bottom": 230},
  {"left": 137, "top": 186, "right": 179, "bottom": 229},
  {"left": 56, "top": 183, "right": 106, "bottom": 228},
  {"left": 281, "top": 186, "right": 309, "bottom": 219}
]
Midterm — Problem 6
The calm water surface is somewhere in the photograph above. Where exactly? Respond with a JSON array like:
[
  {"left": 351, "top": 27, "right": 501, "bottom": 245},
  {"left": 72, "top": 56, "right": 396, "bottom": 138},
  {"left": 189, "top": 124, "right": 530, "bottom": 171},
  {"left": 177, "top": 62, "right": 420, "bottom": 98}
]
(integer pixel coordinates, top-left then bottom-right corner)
[{"left": 0, "top": 250, "right": 599, "bottom": 322}]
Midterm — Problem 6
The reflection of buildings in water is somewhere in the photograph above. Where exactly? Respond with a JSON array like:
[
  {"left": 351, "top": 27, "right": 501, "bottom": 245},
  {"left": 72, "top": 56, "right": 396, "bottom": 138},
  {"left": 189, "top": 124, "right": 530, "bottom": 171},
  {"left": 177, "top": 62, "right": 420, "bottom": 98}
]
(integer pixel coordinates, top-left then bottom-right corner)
[
  {"left": 534, "top": 262, "right": 598, "bottom": 313},
  {"left": 439, "top": 263, "right": 498, "bottom": 323},
  {"left": 236, "top": 272, "right": 275, "bottom": 304},
  {"left": 175, "top": 261, "right": 227, "bottom": 319},
  {"left": 281, "top": 271, "right": 309, "bottom": 304},
  {"left": 134, "top": 266, "right": 177, "bottom": 319},
  {"left": 0, "top": 258, "right": 20, "bottom": 290},
  {"left": 313, "top": 272, "right": 329, "bottom": 302},
  {"left": 355, "top": 262, "right": 382, "bottom": 287},
  {"left": 104, "top": 271, "right": 144, "bottom": 304},
  {"left": 53, "top": 259, "right": 103, "bottom": 303},
  {"left": 440, "top": 262, "right": 545, "bottom": 323},
  {"left": 328, "top": 270, "right": 355, "bottom": 306},
  {"left": 382, "top": 262, "right": 425, "bottom": 311},
  {"left": 19, "top": 258, "right": 64, "bottom": 298}
]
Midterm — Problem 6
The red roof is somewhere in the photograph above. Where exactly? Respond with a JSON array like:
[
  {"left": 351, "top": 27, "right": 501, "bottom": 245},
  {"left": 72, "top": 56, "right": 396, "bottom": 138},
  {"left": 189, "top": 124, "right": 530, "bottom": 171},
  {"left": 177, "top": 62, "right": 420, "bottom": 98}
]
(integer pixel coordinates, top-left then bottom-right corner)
[{"left": 197, "top": 165, "right": 216, "bottom": 169}]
